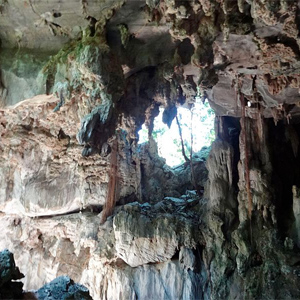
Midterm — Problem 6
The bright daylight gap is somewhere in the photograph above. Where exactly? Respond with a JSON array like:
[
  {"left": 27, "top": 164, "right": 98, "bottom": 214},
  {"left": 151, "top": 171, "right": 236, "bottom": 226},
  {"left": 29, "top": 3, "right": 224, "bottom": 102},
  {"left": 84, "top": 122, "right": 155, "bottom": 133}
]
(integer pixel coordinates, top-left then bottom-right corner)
[{"left": 138, "top": 99, "right": 215, "bottom": 167}]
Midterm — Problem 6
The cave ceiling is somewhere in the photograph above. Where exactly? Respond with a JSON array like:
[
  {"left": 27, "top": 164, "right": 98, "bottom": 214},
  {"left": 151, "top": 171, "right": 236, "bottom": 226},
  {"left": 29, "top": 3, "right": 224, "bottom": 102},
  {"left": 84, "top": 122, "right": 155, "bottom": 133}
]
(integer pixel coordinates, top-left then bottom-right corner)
[{"left": 1, "top": 0, "right": 300, "bottom": 122}]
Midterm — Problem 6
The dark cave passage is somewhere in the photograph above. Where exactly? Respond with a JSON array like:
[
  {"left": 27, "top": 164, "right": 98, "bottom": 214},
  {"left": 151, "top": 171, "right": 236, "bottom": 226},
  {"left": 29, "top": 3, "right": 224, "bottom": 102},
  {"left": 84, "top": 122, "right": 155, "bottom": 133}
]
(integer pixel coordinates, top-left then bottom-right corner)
[{"left": 269, "top": 120, "right": 300, "bottom": 240}]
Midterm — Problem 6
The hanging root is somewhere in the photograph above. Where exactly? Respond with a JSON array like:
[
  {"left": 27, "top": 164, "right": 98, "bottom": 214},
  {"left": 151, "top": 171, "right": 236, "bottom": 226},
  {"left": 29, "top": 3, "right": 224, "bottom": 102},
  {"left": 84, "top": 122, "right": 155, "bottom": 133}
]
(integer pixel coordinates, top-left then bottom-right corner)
[
  {"left": 101, "top": 137, "right": 118, "bottom": 224},
  {"left": 175, "top": 115, "right": 190, "bottom": 163},
  {"left": 190, "top": 109, "right": 202, "bottom": 197}
]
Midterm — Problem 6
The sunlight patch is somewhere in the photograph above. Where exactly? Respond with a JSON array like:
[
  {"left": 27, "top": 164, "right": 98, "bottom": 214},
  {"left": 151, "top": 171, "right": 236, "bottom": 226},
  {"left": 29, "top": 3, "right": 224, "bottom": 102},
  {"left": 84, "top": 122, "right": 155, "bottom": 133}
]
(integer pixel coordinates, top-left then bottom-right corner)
[{"left": 138, "top": 100, "right": 215, "bottom": 167}]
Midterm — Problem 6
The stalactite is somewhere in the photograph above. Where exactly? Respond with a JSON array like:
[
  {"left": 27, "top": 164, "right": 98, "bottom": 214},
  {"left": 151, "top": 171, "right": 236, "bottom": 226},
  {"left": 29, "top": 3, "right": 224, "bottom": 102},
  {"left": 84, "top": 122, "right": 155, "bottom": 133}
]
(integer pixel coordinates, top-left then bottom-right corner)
[
  {"left": 252, "top": 75, "right": 263, "bottom": 145},
  {"left": 101, "top": 136, "right": 119, "bottom": 224},
  {"left": 239, "top": 90, "right": 253, "bottom": 242},
  {"left": 81, "top": 0, "right": 88, "bottom": 16},
  {"left": 215, "top": 115, "right": 225, "bottom": 140}
]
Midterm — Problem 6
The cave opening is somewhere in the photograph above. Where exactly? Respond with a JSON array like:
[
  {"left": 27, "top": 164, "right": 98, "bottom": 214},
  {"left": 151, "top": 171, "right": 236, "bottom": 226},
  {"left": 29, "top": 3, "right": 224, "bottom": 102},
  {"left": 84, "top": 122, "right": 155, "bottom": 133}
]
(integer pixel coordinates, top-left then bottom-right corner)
[{"left": 138, "top": 100, "right": 215, "bottom": 167}]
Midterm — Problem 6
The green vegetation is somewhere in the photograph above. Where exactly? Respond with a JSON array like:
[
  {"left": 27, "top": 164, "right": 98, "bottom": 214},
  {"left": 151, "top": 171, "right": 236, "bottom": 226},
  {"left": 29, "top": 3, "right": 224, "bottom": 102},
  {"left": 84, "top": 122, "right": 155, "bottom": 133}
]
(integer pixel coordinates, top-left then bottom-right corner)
[{"left": 139, "top": 100, "right": 215, "bottom": 166}]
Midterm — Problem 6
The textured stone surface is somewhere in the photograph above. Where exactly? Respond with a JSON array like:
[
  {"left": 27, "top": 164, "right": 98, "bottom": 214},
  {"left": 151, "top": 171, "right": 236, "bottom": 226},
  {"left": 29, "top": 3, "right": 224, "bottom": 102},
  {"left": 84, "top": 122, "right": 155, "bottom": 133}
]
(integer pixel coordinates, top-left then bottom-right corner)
[
  {"left": 0, "top": 196, "right": 204, "bottom": 299},
  {"left": 0, "top": 94, "right": 140, "bottom": 216},
  {"left": 1, "top": 0, "right": 300, "bottom": 123},
  {"left": 1, "top": 1, "right": 300, "bottom": 300},
  {"left": 113, "top": 200, "right": 201, "bottom": 267},
  {"left": 0, "top": 93, "right": 208, "bottom": 217},
  {"left": 0, "top": 0, "right": 124, "bottom": 50},
  {"left": 36, "top": 276, "right": 92, "bottom": 300},
  {"left": 0, "top": 50, "right": 49, "bottom": 106},
  {"left": 1, "top": 114, "right": 300, "bottom": 300}
]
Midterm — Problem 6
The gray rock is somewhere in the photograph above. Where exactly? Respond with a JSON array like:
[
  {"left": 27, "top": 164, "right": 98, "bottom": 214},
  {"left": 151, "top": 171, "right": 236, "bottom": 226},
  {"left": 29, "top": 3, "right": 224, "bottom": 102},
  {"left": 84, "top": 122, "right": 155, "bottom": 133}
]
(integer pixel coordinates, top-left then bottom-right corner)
[
  {"left": 36, "top": 276, "right": 92, "bottom": 300},
  {"left": 0, "top": 249, "right": 24, "bottom": 299},
  {"left": 113, "top": 201, "right": 201, "bottom": 267}
]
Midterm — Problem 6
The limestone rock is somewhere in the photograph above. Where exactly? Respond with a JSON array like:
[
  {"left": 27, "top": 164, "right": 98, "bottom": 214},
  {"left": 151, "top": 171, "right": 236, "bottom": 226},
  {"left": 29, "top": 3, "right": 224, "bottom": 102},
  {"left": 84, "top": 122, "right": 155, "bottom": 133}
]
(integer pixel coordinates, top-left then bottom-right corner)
[
  {"left": 0, "top": 193, "right": 204, "bottom": 299},
  {"left": 113, "top": 200, "right": 201, "bottom": 267},
  {"left": 0, "top": 94, "right": 139, "bottom": 217},
  {"left": 1, "top": 1, "right": 300, "bottom": 300}
]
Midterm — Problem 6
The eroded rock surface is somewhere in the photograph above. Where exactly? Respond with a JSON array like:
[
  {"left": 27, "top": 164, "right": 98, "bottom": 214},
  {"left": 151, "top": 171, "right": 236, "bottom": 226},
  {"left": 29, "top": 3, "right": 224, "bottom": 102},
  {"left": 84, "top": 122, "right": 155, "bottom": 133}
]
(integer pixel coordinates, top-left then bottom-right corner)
[
  {"left": 1, "top": 0, "right": 300, "bottom": 299},
  {"left": 0, "top": 94, "right": 207, "bottom": 217},
  {"left": 113, "top": 199, "right": 201, "bottom": 267},
  {"left": 0, "top": 196, "right": 205, "bottom": 299}
]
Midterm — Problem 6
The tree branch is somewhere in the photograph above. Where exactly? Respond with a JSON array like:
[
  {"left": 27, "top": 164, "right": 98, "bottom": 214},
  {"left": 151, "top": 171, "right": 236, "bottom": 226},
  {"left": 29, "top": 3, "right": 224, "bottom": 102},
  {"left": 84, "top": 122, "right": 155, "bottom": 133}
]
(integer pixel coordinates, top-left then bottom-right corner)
[
  {"left": 190, "top": 109, "right": 202, "bottom": 196},
  {"left": 175, "top": 115, "right": 190, "bottom": 163}
]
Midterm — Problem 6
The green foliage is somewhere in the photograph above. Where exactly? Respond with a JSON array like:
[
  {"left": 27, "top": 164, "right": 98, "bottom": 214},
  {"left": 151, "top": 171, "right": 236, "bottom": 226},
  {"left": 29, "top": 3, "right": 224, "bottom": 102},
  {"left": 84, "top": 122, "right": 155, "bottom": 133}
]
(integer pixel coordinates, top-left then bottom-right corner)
[
  {"left": 152, "top": 126, "right": 167, "bottom": 139},
  {"left": 118, "top": 24, "right": 130, "bottom": 48},
  {"left": 138, "top": 100, "right": 215, "bottom": 166},
  {"left": 42, "top": 28, "right": 109, "bottom": 75}
]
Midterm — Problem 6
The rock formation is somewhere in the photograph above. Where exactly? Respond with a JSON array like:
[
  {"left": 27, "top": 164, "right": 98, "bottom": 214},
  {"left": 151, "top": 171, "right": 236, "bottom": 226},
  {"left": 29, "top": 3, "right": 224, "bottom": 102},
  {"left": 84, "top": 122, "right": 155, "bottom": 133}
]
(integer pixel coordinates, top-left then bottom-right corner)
[
  {"left": 0, "top": 250, "right": 24, "bottom": 299},
  {"left": 1, "top": 0, "right": 300, "bottom": 299},
  {"left": 0, "top": 249, "right": 92, "bottom": 299}
]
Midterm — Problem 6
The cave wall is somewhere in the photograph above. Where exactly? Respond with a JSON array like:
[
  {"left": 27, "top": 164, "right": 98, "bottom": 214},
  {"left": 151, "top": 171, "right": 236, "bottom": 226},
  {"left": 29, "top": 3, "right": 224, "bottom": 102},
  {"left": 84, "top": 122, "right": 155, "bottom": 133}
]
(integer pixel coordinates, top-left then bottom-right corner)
[
  {"left": 1, "top": 0, "right": 300, "bottom": 299},
  {"left": 2, "top": 110, "right": 300, "bottom": 299},
  {"left": 204, "top": 116, "right": 300, "bottom": 299}
]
